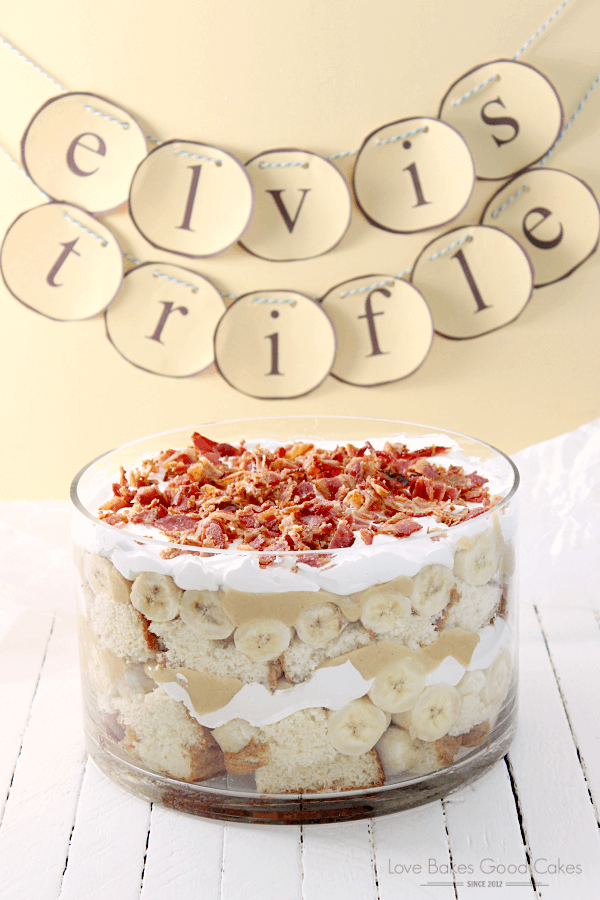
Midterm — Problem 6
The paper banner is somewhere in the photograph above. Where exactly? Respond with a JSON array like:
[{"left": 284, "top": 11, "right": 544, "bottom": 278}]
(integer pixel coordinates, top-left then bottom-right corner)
[
  {"left": 480, "top": 168, "right": 600, "bottom": 286},
  {"left": 439, "top": 60, "right": 563, "bottom": 181},
  {"left": 129, "top": 140, "right": 254, "bottom": 258},
  {"left": 411, "top": 225, "right": 533, "bottom": 339},
  {"left": 21, "top": 93, "right": 148, "bottom": 215},
  {"left": 0, "top": 202, "right": 123, "bottom": 321},
  {"left": 214, "top": 291, "right": 336, "bottom": 398},
  {"left": 321, "top": 276, "right": 433, "bottom": 385},
  {"left": 105, "top": 263, "right": 225, "bottom": 377},
  {"left": 352, "top": 117, "right": 474, "bottom": 233},
  {"left": 240, "top": 149, "right": 352, "bottom": 261}
]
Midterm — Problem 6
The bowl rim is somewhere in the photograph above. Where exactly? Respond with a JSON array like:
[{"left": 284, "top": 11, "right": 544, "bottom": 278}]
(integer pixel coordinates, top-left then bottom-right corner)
[{"left": 70, "top": 415, "right": 519, "bottom": 556}]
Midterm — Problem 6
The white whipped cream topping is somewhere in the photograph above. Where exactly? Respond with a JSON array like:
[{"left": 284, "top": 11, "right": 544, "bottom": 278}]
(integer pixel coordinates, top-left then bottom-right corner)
[
  {"left": 157, "top": 618, "right": 509, "bottom": 728},
  {"left": 75, "top": 433, "right": 517, "bottom": 595}
]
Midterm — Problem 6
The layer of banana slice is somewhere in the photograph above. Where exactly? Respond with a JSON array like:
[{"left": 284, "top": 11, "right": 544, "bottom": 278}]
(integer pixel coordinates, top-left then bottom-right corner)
[
  {"left": 376, "top": 725, "right": 423, "bottom": 774},
  {"left": 234, "top": 618, "right": 292, "bottom": 663},
  {"left": 327, "top": 697, "right": 388, "bottom": 756},
  {"left": 180, "top": 589, "right": 235, "bottom": 639},
  {"left": 453, "top": 529, "right": 502, "bottom": 586},
  {"left": 411, "top": 565, "right": 455, "bottom": 617},
  {"left": 84, "top": 553, "right": 131, "bottom": 604},
  {"left": 360, "top": 588, "right": 411, "bottom": 634},
  {"left": 481, "top": 647, "right": 512, "bottom": 706},
  {"left": 295, "top": 602, "right": 346, "bottom": 647},
  {"left": 408, "top": 683, "right": 463, "bottom": 742},
  {"left": 211, "top": 718, "right": 265, "bottom": 753},
  {"left": 130, "top": 572, "right": 182, "bottom": 621},
  {"left": 369, "top": 657, "right": 427, "bottom": 713},
  {"left": 457, "top": 669, "right": 487, "bottom": 697}
]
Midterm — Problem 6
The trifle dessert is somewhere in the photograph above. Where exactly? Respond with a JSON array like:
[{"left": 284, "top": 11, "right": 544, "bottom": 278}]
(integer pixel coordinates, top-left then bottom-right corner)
[{"left": 71, "top": 417, "right": 518, "bottom": 823}]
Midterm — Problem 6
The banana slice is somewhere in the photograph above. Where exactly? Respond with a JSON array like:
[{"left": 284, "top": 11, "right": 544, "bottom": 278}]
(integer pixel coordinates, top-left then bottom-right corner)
[
  {"left": 481, "top": 648, "right": 512, "bottom": 707},
  {"left": 234, "top": 618, "right": 292, "bottom": 663},
  {"left": 410, "top": 683, "right": 462, "bottom": 741},
  {"left": 84, "top": 553, "right": 131, "bottom": 604},
  {"left": 369, "top": 657, "right": 427, "bottom": 713},
  {"left": 130, "top": 572, "right": 182, "bottom": 621},
  {"left": 360, "top": 589, "right": 411, "bottom": 634},
  {"left": 457, "top": 669, "right": 487, "bottom": 697},
  {"left": 180, "top": 589, "right": 235, "bottom": 639},
  {"left": 211, "top": 718, "right": 265, "bottom": 753},
  {"left": 453, "top": 529, "right": 502, "bottom": 586},
  {"left": 295, "top": 602, "right": 346, "bottom": 647},
  {"left": 411, "top": 565, "right": 455, "bottom": 617},
  {"left": 327, "top": 697, "right": 388, "bottom": 756},
  {"left": 376, "top": 726, "right": 423, "bottom": 774}
]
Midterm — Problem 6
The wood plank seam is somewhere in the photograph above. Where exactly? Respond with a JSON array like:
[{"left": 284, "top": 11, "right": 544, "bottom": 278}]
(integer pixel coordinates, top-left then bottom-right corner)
[
  {"left": 139, "top": 803, "right": 153, "bottom": 896},
  {"left": 440, "top": 801, "right": 460, "bottom": 898},
  {"left": 532, "top": 604, "right": 600, "bottom": 829},
  {"left": 368, "top": 819, "right": 382, "bottom": 900},
  {"left": 0, "top": 614, "right": 55, "bottom": 830},
  {"left": 504, "top": 756, "right": 542, "bottom": 898}
]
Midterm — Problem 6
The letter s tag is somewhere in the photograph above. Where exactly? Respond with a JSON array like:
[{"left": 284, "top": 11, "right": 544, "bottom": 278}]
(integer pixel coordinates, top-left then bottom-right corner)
[
  {"left": 439, "top": 60, "right": 563, "bottom": 180},
  {"left": 0, "top": 202, "right": 123, "bottom": 321},
  {"left": 321, "top": 276, "right": 433, "bottom": 385},
  {"left": 481, "top": 168, "right": 600, "bottom": 286},
  {"left": 240, "top": 150, "right": 351, "bottom": 261},
  {"left": 22, "top": 92, "right": 148, "bottom": 214},
  {"left": 214, "top": 291, "right": 336, "bottom": 399},
  {"left": 411, "top": 225, "right": 533, "bottom": 338}
]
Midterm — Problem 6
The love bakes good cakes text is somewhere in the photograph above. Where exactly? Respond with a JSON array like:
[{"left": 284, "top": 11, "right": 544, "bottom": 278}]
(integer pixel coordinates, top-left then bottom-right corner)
[{"left": 71, "top": 417, "right": 519, "bottom": 823}]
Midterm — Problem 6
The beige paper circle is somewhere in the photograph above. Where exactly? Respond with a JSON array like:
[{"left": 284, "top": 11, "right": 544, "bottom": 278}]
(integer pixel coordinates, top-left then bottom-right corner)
[
  {"left": 214, "top": 290, "right": 336, "bottom": 398},
  {"left": 129, "top": 140, "right": 254, "bottom": 258},
  {"left": 21, "top": 93, "right": 148, "bottom": 215},
  {"left": 480, "top": 168, "right": 600, "bottom": 287},
  {"left": 411, "top": 225, "right": 533, "bottom": 339},
  {"left": 0, "top": 202, "right": 123, "bottom": 321},
  {"left": 321, "top": 276, "right": 433, "bottom": 385},
  {"left": 352, "top": 117, "right": 475, "bottom": 234},
  {"left": 439, "top": 60, "right": 563, "bottom": 181},
  {"left": 105, "top": 263, "right": 225, "bottom": 377},
  {"left": 240, "top": 149, "right": 352, "bottom": 261}
]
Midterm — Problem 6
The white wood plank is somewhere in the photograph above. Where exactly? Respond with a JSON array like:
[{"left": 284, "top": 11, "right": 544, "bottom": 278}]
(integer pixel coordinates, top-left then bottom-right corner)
[
  {"left": 59, "top": 759, "right": 151, "bottom": 900},
  {"left": 507, "top": 601, "right": 600, "bottom": 899},
  {"left": 373, "top": 802, "right": 455, "bottom": 899},
  {"left": 140, "top": 804, "right": 224, "bottom": 900},
  {"left": 0, "top": 608, "right": 54, "bottom": 820},
  {"left": 221, "top": 822, "right": 302, "bottom": 900},
  {"left": 444, "top": 764, "right": 535, "bottom": 899},
  {"left": 533, "top": 602, "right": 600, "bottom": 818},
  {"left": 301, "top": 819, "right": 377, "bottom": 900},
  {"left": 0, "top": 614, "right": 86, "bottom": 900}
]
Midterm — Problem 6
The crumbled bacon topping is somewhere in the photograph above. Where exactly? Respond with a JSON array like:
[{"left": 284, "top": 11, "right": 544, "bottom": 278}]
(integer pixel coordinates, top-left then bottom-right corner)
[{"left": 97, "top": 432, "right": 496, "bottom": 551}]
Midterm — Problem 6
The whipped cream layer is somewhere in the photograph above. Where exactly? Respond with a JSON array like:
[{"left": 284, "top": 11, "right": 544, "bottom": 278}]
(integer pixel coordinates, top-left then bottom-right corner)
[
  {"left": 75, "top": 433, "right": 517, "bottom": 595},
  {"left": 155, "top": 617, "right": 509, "bottom": 728}
]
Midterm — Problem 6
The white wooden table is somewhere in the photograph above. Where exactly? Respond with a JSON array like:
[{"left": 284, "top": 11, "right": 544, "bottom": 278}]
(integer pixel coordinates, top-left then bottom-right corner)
[{"left": 1, "top": 421, "right": 600, "bottom": 900}]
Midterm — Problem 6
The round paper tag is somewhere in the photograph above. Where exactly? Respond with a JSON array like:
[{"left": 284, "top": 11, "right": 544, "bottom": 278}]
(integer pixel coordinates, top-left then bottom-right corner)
[
  {"left": 411, "top": 225, "right": 533, "bottom": 339},
  {"left": 321, "top": 276, "right": 433, "bottom": 385},
  {"left": 480, "top": 168, "right": 600, "bottom": 286},
  {"left": 214, "top": 291, "right": 336, "bottom": 398},
  {"left": 240, "top": 149, "right": 352, "bottom": 260},
  {"left": 105, "top": 263, "right": 225, "bottom": 377},
  {"left": 439, "top": 60, "right": 563, "bottom": 181},
  {"left": 0, "top": 202, "right": 123, "bottom": 321},
  {"left": 353, "top": 117, "right": 474, "bottom": 233},
  {"left": 21, "top": 93, "right": 148, "bottom": 215},
  {"left": 129, "top": 140, "right": 254, "bottom": 258}
]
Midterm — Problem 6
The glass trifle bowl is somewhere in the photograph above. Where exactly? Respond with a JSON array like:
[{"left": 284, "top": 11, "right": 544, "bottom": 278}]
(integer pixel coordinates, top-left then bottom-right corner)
[{"left": 70, "top": 416, "right": 519, "bottom": 824}]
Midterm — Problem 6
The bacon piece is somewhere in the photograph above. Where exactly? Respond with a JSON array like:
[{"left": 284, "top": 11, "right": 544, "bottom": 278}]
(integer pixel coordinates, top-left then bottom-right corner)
[
  {"left": 378, "top": 518, "right": 422, "bottom": 537},
  {"left": 293, "top": 481, "right": 316, "bottom": 501},
  {"left": 329, "top": 522, "right": 354, "bottom": 548},
  {"left": 136, "top": 485, "right": 163, "bottom": 506},
  {"left": 159, "top": 515, "right": 198, "bottom": 532}
]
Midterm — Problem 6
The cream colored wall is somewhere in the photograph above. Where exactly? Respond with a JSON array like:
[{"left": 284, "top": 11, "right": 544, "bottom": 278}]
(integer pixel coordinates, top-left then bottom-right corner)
[{"left": 1, "top": 0, "right": 599, "bottom": 499}]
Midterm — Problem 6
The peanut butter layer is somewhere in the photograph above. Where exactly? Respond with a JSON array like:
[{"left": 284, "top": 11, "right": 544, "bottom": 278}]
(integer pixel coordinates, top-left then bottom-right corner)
[
  {"left": 146, "top": 665, "right": 244, "bottom": 714},
  {"left": 220, "top": 588, "right": 341, "bottom": 626}
]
